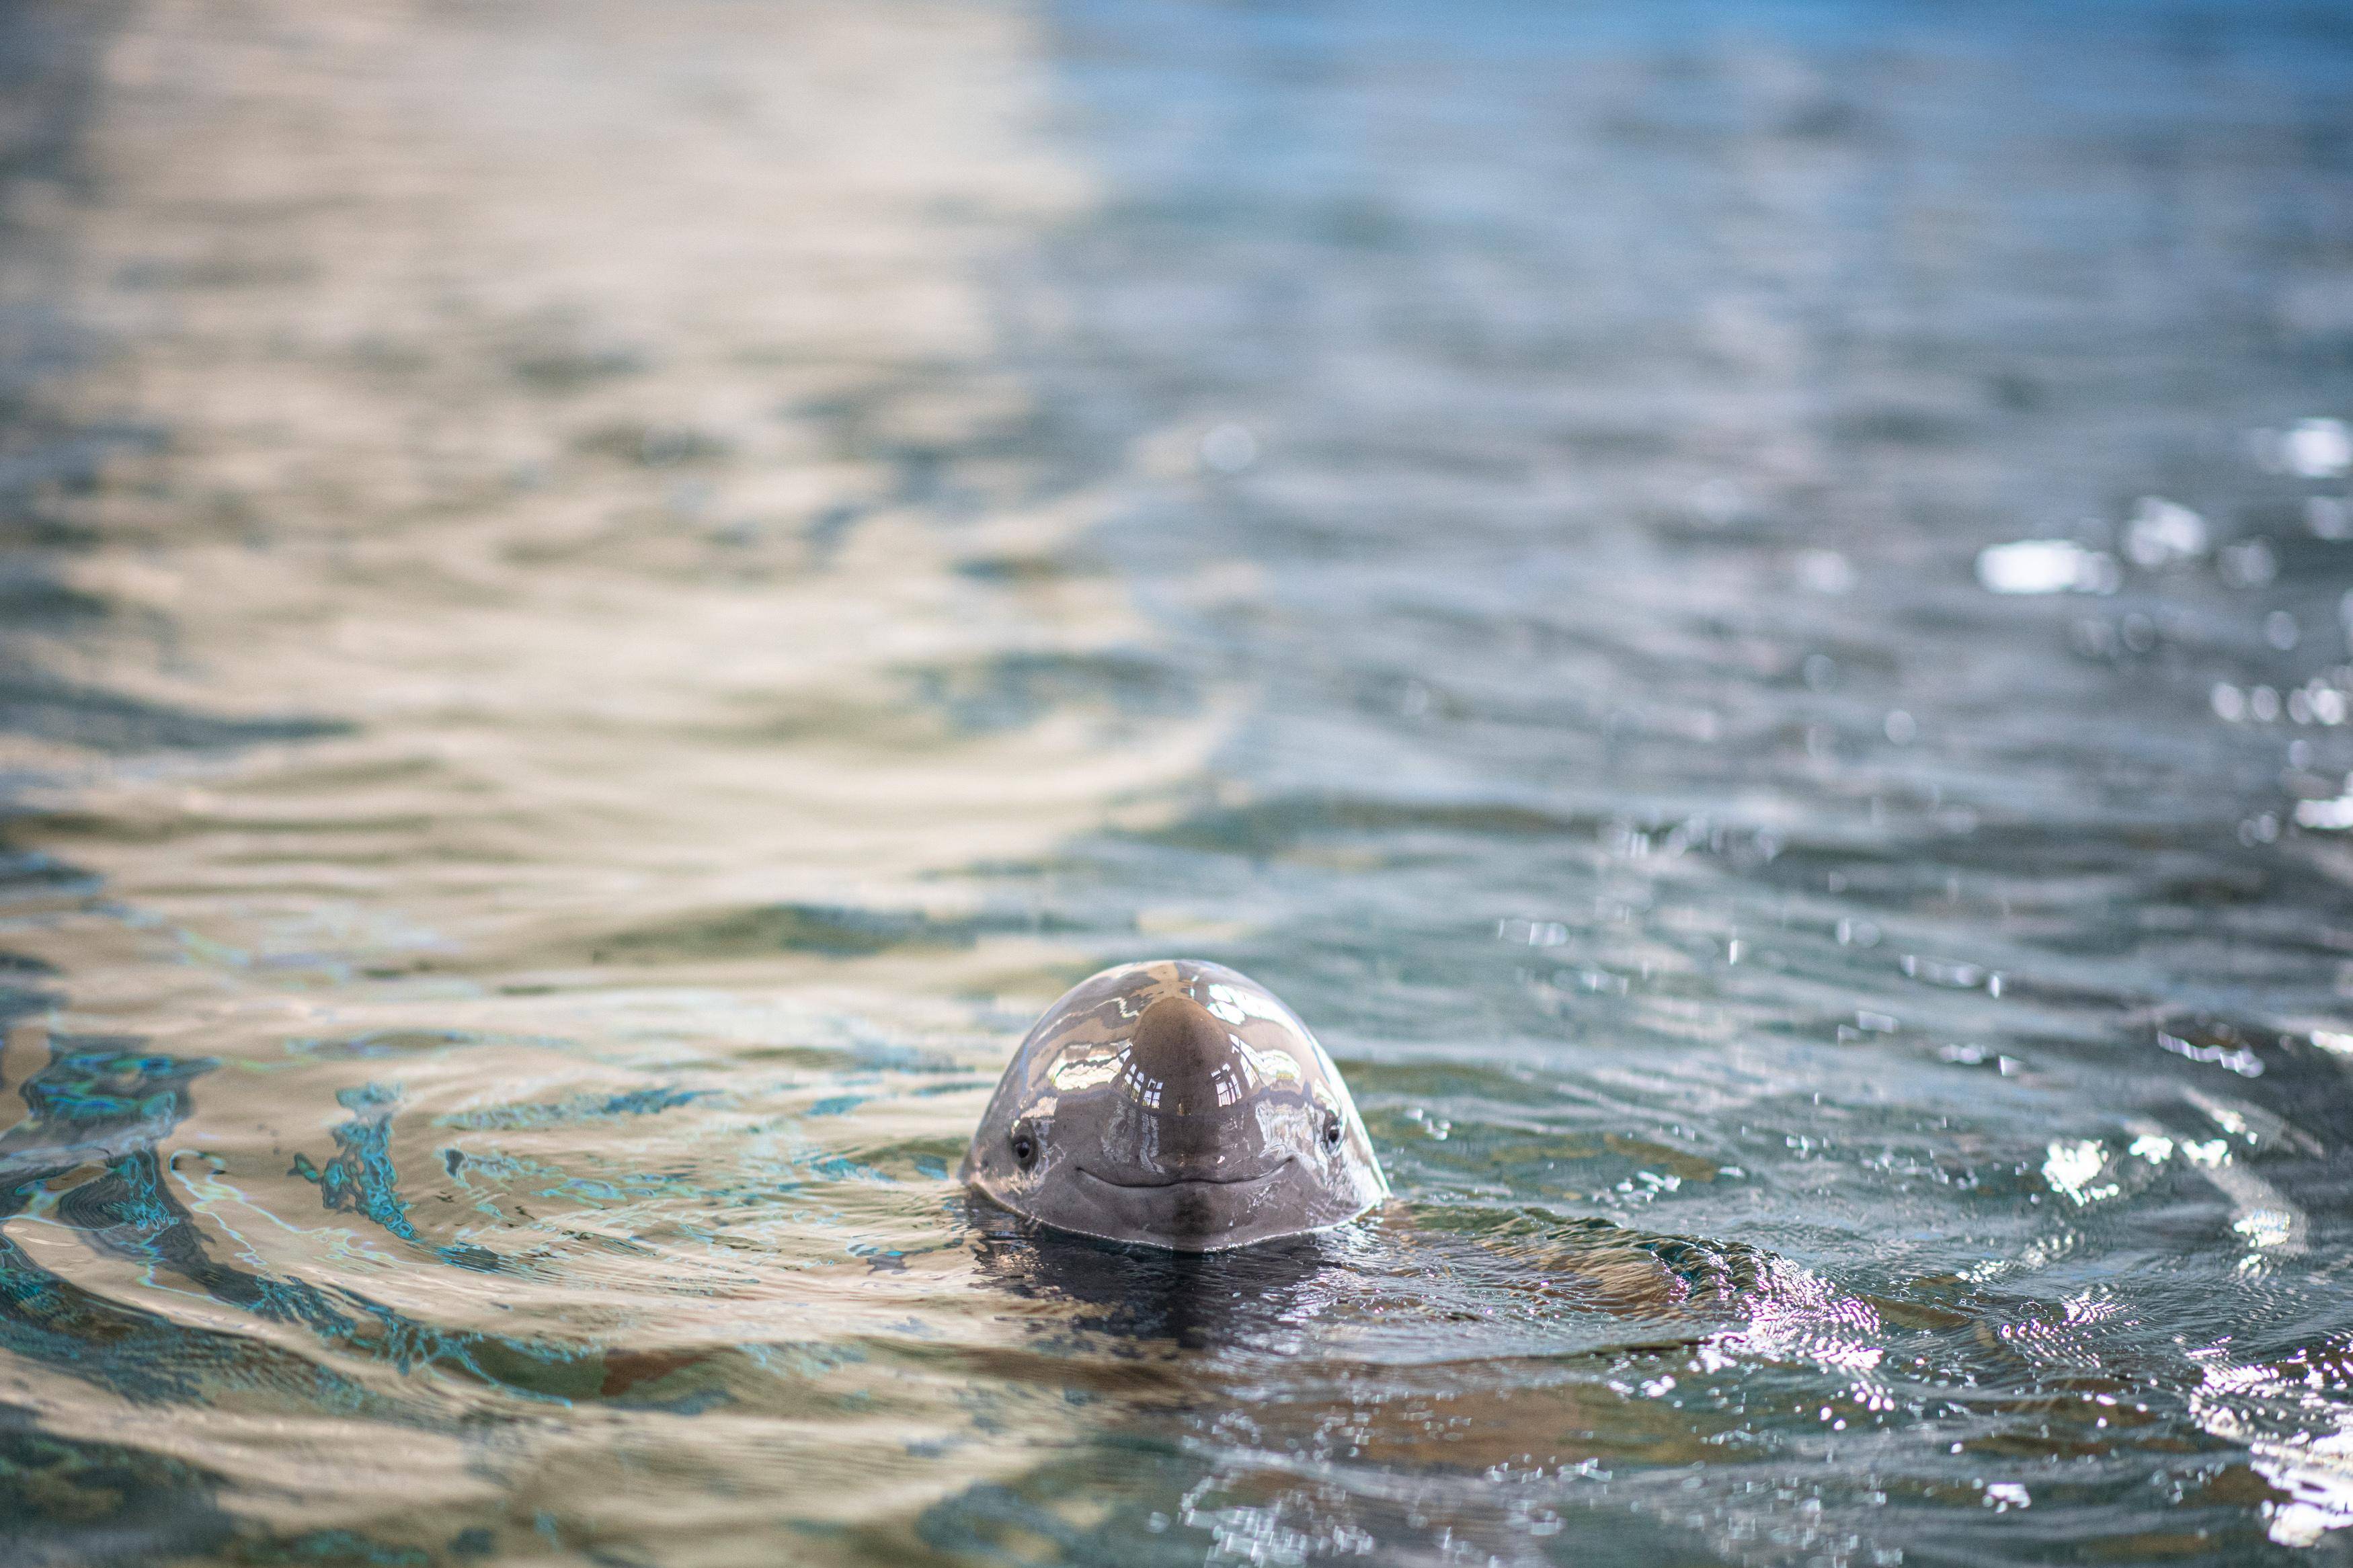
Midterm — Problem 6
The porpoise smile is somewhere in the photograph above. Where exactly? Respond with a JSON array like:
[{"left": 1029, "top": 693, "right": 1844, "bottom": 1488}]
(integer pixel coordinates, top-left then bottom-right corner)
[
  {"left": 1075, "top": 1159, "right": 1293, "bottom": 1192},
  {"left": 962, "top": 960, "right": 1388, "bottom": 1251}
]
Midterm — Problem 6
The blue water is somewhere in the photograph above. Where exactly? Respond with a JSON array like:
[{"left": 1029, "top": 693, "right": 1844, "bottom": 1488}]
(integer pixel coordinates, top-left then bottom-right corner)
[{"left": 3, "top": 1, "right": 2353, "bottom": 1563}]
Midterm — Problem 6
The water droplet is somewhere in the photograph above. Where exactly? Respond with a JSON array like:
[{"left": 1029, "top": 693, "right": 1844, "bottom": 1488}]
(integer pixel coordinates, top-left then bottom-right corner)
[
  {"left": 1796, "top": 548, "right": 1856, "bottom": 594},
  {"left": 1199, "top": 422, "right": 1257, "bottom": 474},
  {"left": 2221, "top": 539, "right": 2278, "bottom": 587},
  {"left": 2285, "top": 417, "right": 2353, "bottom": 479},
  {"left": 1976, "top": 538, "right": 2114, "bottom": 594},
  {"left": 2123, "top": 497, "right": 2209, "bottom": 568}
]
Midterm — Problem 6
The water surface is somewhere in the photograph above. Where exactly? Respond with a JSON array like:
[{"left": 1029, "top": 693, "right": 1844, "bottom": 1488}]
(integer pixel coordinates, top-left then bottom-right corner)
[{"left": 4, "top": 1, "right": 2353, "bottom": 1563}]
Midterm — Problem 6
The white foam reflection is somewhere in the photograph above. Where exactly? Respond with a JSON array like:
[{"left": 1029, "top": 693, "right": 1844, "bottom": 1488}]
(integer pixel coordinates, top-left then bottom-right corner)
[
  {"left": 2191, "top": 1349, "right": 2353, "bottom": 1547},
  {"left": 2286, "top": 418, "right": 2353, "bottom": 480},
  {"left": 2122, "top": 497, "right": 2210, "bottom": 567},
  {"left": 1975, "top": 539, "right": 2118, "bottom": 594}
]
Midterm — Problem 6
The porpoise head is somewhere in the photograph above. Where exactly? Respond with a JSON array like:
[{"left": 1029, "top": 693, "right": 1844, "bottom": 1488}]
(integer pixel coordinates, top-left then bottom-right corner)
[{"left": 961, "top": 959, "right": 1388, "bottom": 1251}]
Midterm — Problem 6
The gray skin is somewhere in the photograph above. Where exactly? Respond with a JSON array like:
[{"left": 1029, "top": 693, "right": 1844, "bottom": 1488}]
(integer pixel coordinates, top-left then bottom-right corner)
[{"left": 962, "top": 960, "right": 1388, "bottom": 1252}]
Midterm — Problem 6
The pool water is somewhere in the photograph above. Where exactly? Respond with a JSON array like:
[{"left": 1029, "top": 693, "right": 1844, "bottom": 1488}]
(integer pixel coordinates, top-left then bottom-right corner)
[{"left": 3, "top": 1, "right": 2353, "bottom": 1563}]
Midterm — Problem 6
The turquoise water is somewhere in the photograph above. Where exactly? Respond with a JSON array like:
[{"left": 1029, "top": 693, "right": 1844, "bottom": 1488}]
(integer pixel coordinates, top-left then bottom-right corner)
[{"left": 3, "top": 1, "right": 2353, "bottom": 1563}]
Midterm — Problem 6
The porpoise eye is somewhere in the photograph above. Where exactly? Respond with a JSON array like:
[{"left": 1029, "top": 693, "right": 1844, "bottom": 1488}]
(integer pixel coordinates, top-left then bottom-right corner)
[
  {"left": 1321, "top": 1110, "right": 1343, "bottom": 1149},
  {"left": 1010, "top": 1125, "right": 1039, "bottom": 1169}
]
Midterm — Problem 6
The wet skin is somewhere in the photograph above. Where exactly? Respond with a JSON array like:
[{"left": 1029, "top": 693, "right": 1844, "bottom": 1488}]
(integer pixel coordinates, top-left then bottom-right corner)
[{"left": 962, "top": 960, "right": 1389, "bottom": 1251}]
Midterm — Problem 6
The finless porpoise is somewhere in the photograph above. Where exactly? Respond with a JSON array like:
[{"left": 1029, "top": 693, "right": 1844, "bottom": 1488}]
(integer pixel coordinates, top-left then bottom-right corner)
[{"left": 962, "top": 960, "right": 1388, "bottom": 1251}]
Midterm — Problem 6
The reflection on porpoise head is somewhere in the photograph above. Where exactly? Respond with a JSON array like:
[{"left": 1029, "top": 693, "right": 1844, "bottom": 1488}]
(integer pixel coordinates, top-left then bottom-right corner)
[{"left": 962, "top": 960, "right": 1388, "bottom": 1251}]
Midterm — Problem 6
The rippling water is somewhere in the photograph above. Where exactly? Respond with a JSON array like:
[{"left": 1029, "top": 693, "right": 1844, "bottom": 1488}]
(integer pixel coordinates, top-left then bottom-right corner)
[{"left": 4, "top": 1, "right": 2353, "bottom": 1563}]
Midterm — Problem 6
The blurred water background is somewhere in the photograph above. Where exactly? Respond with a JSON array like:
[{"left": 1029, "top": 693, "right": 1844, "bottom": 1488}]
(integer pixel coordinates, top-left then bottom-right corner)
[{"left": 3, "top": 1, "right": 2353, "bottom": 1563}]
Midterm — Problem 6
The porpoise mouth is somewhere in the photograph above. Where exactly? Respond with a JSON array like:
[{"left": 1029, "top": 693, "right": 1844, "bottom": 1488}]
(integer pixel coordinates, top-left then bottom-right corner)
[{"left": 1075, "top": 1159, "right": 1292, "bottom": 1193}]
